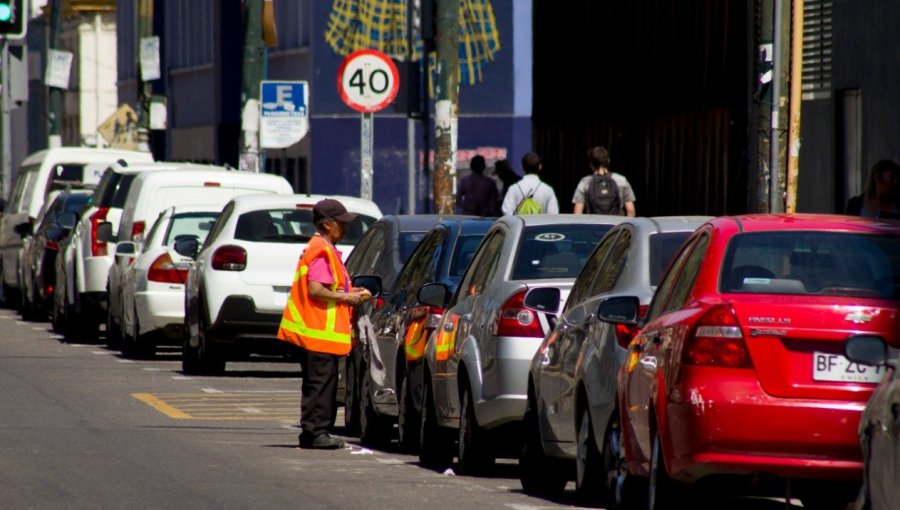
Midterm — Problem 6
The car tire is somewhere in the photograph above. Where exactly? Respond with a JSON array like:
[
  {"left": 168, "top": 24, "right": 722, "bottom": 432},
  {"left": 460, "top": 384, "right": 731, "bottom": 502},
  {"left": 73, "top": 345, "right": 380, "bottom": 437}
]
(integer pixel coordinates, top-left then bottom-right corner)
[
  {"left": 799, "top": 481, "right": 858, "bottom": 510},
  {"left": 196, "top": 304, "right": 226, "bottom": 375},
  {"left": 343, "top": 356, "right": 362, "bottom": 436},
  {"left": 575, "top": 406, "right": 605, "bottom": 504},
  {"left": 519, "top": 394, "right": 568, "bottom": 497},
  {"left": 648, "top": 430, "right": 688, "bottom": 510},
  {"left": 398, "top": 371, "right": 421, "bottom": 453},
  {"left": 51, "top": 289, "right": 64, "bottom": 334},
  {"left": 418, "top": 376, "right": 454, "bottom": 469},
  {"left": 359, "top": 367, "right": 392, "bottom": 447},
  {"left": 457, "top": 386, "right": 494, "bottom": 475},
  {"left": 105, "top": 297, "right": 122, "bottom": 350},
  {"left": 182, "top": 337, "right": 201, "bottom": 374},
  {"left": 122, "top": 305, "right": 155, "bottom": 359}
]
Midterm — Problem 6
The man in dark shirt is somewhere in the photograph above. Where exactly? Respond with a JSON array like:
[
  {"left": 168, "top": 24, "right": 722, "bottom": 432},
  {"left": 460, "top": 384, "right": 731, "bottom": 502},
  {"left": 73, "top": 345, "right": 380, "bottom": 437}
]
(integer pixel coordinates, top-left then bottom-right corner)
[{"left": 457, "top": 155, "right": 500, "bottom": 216}]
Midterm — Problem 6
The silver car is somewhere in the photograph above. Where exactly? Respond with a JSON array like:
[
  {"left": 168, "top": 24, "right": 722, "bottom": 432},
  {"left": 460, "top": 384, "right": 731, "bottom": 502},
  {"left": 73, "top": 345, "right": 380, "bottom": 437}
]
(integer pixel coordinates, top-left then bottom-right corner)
[
  {"left": 417, "top": 214, "right": 624, "bottom": 473},
  {"left": 520, "top": 216, "right": 708, "bottom": 504}
]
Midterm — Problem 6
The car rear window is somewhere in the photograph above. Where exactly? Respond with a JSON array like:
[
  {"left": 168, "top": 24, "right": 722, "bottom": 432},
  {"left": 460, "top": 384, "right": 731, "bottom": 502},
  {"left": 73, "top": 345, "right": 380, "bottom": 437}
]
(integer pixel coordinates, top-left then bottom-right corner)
[
  {"left": 234, "top": 208, "right": 377, "bottom": 244},
  {"left": 399, "top": 232, "right": 427, "bottom": 261},
  {"left": 512, "top": 224, "right": 611, "bottom": 280},
  {"left": 110, "top": 174, "right": 137, "bottom": 208},
  {"left": 44, "top": 163, "right": 106, "bottom": 195},
  {"left": 649, "top": 232, "right": 691, "bottom": 286},
  {"left": 721, "top": 231, "right": 900, "bottom": 299},
  {"left": 164, "top": 212, "right": 220, "bottom": 246},
  {"left": 449, "top": 235, "right": 484, "bottom": 281}
]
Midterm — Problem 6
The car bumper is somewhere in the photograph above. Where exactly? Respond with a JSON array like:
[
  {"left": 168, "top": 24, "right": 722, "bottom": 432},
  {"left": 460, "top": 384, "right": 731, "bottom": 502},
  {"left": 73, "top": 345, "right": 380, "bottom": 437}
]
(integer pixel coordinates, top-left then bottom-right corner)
[
  {"left": 207, "top": 295, "right": 292, "bottom": 356},
  {"left": 666, "top": 367, "right": 866, "bottom": 481},
  {"left": 136, "top": 288, "right": 186, "bottom": 340},
  {"left": 474, "top": 336, "right": 543, "bottom": 428}
]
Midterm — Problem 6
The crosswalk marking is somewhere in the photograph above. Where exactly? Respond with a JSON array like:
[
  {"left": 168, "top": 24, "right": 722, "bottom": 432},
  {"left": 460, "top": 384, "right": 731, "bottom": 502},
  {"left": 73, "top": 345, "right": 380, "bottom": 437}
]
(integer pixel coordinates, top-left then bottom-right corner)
[{"left": 132, "top": 391, "right": 308, "bottom": 422}]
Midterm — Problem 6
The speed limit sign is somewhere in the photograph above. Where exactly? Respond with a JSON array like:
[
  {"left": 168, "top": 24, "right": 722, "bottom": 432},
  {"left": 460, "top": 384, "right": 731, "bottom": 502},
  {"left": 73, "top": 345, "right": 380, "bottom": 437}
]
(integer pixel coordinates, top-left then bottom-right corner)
[{"left": 337, "top": 49, "right": 400, "bottom": 113}]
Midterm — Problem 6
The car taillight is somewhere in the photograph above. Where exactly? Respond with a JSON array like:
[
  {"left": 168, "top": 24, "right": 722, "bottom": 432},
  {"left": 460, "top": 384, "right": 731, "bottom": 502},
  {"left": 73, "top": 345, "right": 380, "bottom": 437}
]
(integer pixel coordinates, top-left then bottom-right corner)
[
  {"left": 211, "top": 245, "right": 247, "bottom": 271},
  {"left": 426, "top": 306, "right": 444, "bottom": 329},
  {"left": 90, "top": 207, "right": 109, "bottom": 256},
  {"left": 44, "top": 283, "right": 54, "bottom": 296},
  {"left": 614, "top": 304, "right": 648, "bottom": 349},
  {"left": 131, "top": 221, "right": 145, "bottom": 243},
  {"left": 148, "top": 253, "right": 188, "bottom": 284},
  {"left": 44, "top": 239, "right": 60, "bottom": 252},
  {"left": 373, "top": 296, "right": 385, "bottom": 309},
  {"left": 684, "top": 304, "right": 752, "bottom": 368},
  {"left": 491, "top": 289, "right": 544, "bottom": 338}
]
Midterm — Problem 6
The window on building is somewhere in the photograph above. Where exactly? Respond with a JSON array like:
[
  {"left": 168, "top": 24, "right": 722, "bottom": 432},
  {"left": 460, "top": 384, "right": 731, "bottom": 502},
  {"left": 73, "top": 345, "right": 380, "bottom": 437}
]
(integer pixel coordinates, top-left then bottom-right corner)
[
  {"left": 166, "top": 0, "right": 214, "bottom": 69},
  {"left": 802, "top": 0, "right": 833, "bottom": 100}
]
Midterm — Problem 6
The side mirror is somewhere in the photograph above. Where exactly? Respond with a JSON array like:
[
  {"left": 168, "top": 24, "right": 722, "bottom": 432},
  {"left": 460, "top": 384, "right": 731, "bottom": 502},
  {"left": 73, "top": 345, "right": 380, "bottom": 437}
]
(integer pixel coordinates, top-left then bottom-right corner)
[
  {"left": 598, "top": 296, "right": 641, "bottom": 325},
  {"left": 844, "top": 335, "right": 888, "bottom": 367},
  {"left": 352, "top": 274, "right": 382, "bottom": 298},
  {"left": 56, "top": 212, "right": 78, "bottom": 230},
  {"left": 417, "top": 282, "right": 449, "bottom": 309},
  {"left": 96, "top": 221, "right": 115, "bottom": 243},
  {"left": 115, "top": 241, "right": 137, "bottom": 257},
  {"left": 14, "top": 221, "right": 33, "bottom": 237},
  {"left": 523, "top": 287, "right": 561, "bottom": 314},
  {"left": 173, "top": 235, "right": 200, "bottom": 259}
]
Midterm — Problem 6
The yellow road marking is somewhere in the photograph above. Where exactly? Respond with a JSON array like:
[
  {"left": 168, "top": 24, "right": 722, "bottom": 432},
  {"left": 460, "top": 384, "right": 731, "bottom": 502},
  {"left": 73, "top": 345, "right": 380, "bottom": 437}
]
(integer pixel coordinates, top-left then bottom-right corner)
[
  {"left": 132, "top": 393, "right": 193, "bottom": 419},
  {"left": 131, "top": 392, "right": 311, "bottom": 421}
]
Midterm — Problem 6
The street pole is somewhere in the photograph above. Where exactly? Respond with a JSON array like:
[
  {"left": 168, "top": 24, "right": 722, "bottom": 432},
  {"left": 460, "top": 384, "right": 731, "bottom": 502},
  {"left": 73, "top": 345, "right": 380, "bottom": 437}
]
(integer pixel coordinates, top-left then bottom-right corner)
[
  {"left": 769, "top": 0, "right": 790, "bottom": 213},
  {"left": 136, "top": 0, "right": 152, "bottom": 152},
  {"left": 240, "top": 0, "right": 265, "bottom": 172},
  {"left": 785, "top": 0, "right": 804, "bottom": 213},
  {"left": 48, "top": 0, "right": 62, "bottom": 148},
  {"left": 1, "top": 37, "right": 11, "bottom": 198},
  {"left": 433, "top": 0, "right": 458, "bottom": 214}
]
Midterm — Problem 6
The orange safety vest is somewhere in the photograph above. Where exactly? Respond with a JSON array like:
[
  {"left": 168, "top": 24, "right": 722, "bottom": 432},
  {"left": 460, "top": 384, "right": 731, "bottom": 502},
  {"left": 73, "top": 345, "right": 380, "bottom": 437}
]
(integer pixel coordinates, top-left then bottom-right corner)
[
  {"left": 434, "top": 313, "right": 460, "bottom": 361},
  {"left": 404, "top": 312, "right": 428, "bottom": 362},
  {"left": 277, "top": 234, "right": 352, "bottom": 356}
]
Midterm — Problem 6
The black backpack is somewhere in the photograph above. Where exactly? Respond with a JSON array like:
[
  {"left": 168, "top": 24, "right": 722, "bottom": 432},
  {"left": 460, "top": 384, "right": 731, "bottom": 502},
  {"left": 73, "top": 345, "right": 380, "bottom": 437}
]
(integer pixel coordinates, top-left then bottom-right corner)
[{"left": 585, "top": 173, "right": 622, "bottom": 215}]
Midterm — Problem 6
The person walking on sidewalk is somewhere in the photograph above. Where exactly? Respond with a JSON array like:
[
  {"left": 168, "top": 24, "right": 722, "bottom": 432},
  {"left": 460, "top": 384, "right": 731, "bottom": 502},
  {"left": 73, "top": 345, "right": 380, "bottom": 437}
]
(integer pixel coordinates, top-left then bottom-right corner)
[
  {"left": 278, "top": 199, "right": 371, "bottom": 450},
  {"left": 457, "top": 155, "right": 500, "bottom": 216},
  {"left": 501, "top": 152, "right": 559, "bottom": 215},
  {"left": 572, "top": 146, "right": 636, "bottom": 217}
]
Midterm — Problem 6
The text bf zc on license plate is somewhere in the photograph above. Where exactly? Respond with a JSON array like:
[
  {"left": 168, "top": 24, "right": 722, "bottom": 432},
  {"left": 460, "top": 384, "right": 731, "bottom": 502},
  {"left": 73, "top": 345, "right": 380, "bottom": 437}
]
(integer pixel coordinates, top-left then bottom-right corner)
[{"left": 813, "top": 352, "right": 886, "bottom": 383}]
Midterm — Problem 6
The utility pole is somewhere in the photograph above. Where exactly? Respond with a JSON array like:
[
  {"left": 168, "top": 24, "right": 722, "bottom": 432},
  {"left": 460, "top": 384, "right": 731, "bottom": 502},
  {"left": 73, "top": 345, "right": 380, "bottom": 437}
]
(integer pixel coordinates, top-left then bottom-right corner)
[
  {"left": 1, "top": 37, "right": 10, "bottom": 197},
  {"left": 48, "top": 0, "right": 62, "bottom": 148},
  {"left": 433, "top": 0, "right": 458, "bottom": 214},
  {"left": 769, "top": 0, "right": 790, "bottom": 213},
  {"left": 785, "top": 0, "right": 804, "bottom": 213},
  {"left": 240, "top": 0, "right": 265, "bottom": 172},
  {"left": 136, "top": 0, "right": 152, "bottom": 152}
]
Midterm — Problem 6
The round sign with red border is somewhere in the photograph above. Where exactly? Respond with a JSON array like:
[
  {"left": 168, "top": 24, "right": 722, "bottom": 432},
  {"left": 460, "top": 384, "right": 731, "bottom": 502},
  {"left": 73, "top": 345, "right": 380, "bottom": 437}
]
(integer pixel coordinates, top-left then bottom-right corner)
[{"left": 337, "top": 49, "right": 400, "bottom": 113}]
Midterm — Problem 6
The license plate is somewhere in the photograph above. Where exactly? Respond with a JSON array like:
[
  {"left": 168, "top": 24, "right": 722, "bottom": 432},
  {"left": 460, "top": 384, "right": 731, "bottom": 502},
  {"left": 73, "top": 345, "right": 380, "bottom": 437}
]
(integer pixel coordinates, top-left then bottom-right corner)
[{"left": 812, "top": 352, "right": 887, "bottom": 383}]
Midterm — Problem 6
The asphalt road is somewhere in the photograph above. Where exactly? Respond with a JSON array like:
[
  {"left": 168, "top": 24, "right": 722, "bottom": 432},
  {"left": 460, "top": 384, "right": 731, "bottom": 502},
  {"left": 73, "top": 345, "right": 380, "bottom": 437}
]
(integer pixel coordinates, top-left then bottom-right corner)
[{"left": 0, "top": 308, "right": 806, "bottom": 510}]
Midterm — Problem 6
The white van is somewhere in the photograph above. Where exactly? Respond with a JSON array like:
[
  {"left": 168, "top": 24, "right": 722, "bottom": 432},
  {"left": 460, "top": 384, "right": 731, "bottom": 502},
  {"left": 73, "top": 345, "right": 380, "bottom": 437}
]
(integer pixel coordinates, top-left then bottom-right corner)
[
  {"left": 102, "top": 168, "right": 293, "bottom": 347},
  {"left": 0, "top": 148, "right": 154, "bottom": 304}
]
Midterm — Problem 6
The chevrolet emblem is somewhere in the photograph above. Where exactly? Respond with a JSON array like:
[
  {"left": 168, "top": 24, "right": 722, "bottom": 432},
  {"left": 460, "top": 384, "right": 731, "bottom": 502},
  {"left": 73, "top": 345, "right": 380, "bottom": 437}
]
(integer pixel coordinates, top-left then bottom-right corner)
[{"left": 844, "top": 311, "right": 873, "bottom": 324}]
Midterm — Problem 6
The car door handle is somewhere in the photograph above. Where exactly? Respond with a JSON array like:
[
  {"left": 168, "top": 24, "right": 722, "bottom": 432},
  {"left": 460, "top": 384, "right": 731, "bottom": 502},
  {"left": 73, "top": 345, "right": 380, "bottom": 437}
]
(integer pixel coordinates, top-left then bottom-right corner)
[{"left": 639, "top": 356, "right": 658, "bottom": 375}]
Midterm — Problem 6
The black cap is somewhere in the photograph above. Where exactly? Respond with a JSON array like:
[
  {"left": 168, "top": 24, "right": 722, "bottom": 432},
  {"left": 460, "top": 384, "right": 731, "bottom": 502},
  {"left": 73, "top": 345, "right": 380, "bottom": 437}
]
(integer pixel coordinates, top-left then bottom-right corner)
[{"left": 313, "top": 199, "right": 358, "bottom": 224}]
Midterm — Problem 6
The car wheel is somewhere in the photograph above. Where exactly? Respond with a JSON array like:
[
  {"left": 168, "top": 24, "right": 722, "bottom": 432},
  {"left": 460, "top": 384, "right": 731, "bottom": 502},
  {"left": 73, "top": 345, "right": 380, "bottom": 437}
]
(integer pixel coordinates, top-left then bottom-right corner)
[
  {"left": 343, "top": 356, "right": 362, "bottom": 436},
  {"left": 182, "top": 336, "right": 201, "bottom": 374},
  {"left": 601, "top": 414, "right": 642, "bottom": 509},
  {"left": 196, "top": 306, "right": 225, "bottom": 374},
  {"left": 648, "top": 430, "right": 688, "bottom": 510},
  {"left": 458, "top": 386, "right": 494, "bottom": 475},
  {"left": 105, "top": 298, "right": 122, "bottom": 350},
  {"left": 359, "top": 367, "right": 392, "bottom": 447},
  {"left": 51, "top": 289, "right": 64, "bottom": 334},
  {"left": 799, "top": 481, "right": 858, "bottom": 510},
  {"left": 575, "top": 406, "right": 605, "bottom": 504},
  {"left": 418, "top": 376, "right": 454, "bottom": 469},
  {"left": 398, "top": 371, "right": 421, "bottom": 453},
  {"left": 519, "top": 394, "right": 567, "bottom": 497},
  {"left": 122, "top": 305, "right": 155, "bottom": 359}
]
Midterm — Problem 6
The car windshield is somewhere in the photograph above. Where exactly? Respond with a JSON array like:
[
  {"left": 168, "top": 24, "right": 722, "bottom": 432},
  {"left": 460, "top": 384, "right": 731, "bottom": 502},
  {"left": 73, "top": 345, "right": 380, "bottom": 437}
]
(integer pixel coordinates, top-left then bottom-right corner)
[
  {"left": 164, "top": 212, "right": 220, "bottom": 246},
  {"left": 512, "top": 224, "right": 611, "bottom": 280},
  {"left": 398, "top": 232, "right": 427, "bottom": 261},
  {"left": 449, "top": 235, "right": 485, "bottom": 282},
  {"left": 721, "top": 231, "right": 900, "bottom": 299},
  {"left": 234, "top": 208, "right": 377, "bottom": 244},
  {"left": 649, "top": 232, "right": 692, "bottom": 286}
]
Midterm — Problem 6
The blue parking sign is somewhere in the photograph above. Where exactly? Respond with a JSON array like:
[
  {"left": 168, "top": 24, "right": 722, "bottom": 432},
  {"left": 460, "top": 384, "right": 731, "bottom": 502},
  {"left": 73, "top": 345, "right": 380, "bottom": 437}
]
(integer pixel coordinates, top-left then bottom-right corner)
[{"left": 259, "top": 81, "right": 309, "bottom": 149}]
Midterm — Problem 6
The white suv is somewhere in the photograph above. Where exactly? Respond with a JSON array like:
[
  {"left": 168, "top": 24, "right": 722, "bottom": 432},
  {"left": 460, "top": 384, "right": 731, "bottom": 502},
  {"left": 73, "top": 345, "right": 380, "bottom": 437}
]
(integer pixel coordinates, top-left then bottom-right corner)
[{"left": 183, "top": 194, "right": 382, "bottom": 374}]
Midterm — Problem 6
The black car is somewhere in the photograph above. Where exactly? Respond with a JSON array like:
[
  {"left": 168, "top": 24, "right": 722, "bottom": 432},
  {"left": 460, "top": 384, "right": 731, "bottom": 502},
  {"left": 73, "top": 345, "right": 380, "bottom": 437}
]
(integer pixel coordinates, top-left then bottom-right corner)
[
  {"left": 347, "top": 217, "right": 494, "bottom": 448},
  {"left": 19, "top": 191, "right": 90, "bottom": 320}
]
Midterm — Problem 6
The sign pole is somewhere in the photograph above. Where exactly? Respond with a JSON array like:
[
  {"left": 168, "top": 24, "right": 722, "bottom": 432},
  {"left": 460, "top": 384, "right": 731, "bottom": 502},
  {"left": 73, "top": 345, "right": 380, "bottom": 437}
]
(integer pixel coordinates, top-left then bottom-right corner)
[
  {"left": 1, "top": 37, "right": 11, "bottom": 199},
  {"left": 360, "top": 112, "right": 374, "bottom": 201}
]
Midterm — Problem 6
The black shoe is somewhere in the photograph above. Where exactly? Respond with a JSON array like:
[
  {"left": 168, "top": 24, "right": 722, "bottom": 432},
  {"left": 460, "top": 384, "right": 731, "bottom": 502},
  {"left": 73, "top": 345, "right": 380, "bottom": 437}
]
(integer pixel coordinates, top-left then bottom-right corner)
[{"left": 299, "top": 433, "right": 345, "bottom": 450}]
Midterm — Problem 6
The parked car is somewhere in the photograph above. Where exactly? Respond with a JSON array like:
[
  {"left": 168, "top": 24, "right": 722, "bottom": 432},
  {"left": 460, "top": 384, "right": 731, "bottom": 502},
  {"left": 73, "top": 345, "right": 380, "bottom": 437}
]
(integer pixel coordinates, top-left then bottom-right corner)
[
  {"left": 182, "top": 194, "right": 382, "bottom": 374},
  {"left": 342, "top": 214, "right": 457, "bottom": 435},
  {"left": 116, "top": 206, "right": 221, "bottom": 358},
  {"left": 519, "top": 216, "right": 708, "bottom": 503},
  {"left": 19, "top": 191, "right": 91, "bottom": 320},
  {"left": 600, "top": 214, "right": 900, "bottom": 509},
  {"left": 843, "top": 335, "right": 900, "bottom": 510},
  {"left": 347, "top": 216, "right": 492, "bottom": 447},
  {"left": 0, "top": 148, "right": 153, "bottom": 306},
  {"left": 417, "top": 214, "right": 624, "bottom": 471},
  {"left": 102, "top": 168, "right": 294, "bottom": 349},
  {"left": 63, "top": 161, "right": 192, "bottom": 341}
]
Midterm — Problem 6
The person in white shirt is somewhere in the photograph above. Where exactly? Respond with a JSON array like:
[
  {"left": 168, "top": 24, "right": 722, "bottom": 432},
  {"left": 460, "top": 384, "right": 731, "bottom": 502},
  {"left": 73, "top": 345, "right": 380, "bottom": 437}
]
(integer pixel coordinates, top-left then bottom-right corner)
[{"left": 501, "top": 152, "right": 560, "bottom": 215}]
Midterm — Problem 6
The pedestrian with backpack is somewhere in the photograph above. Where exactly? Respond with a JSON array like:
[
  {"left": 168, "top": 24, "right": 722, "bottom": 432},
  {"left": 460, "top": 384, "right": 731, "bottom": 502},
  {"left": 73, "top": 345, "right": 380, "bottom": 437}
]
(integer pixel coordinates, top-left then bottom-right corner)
[
  {"left": 572, "top": 146, "right": 636, "bottom": 216},
  {"left": 501, "top": 152, "right": 560, "bottom": 215}
]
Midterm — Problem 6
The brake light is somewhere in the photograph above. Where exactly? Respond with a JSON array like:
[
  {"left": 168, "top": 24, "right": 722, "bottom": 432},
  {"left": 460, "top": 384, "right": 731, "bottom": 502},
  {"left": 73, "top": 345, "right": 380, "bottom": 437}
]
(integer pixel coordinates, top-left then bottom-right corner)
[
  {"left": 148, "top": 253, "right": 188, "bottom": 284},
  {"left": 491, "top": 289, "right": 544, "bottom": 338},
  {"left": 614, "top": 305, "right": 649, "bottom": 349},
  {"left": 211, "top": 245, "right": 247, "bottom": 271},
  {"left": 373, "top": 297, "right": 385, "bottom": 310},
  {"left": 131, "top": 221, "right": 145, "bottom": 243},
  {"left": 44, "top": 283, "right": 54, "bottom": 296},
  {"left": 90, "top": 207, "right": 109, "bottom": 256},
  {"left": 684, "top": 305, "right": 751, "bottom": 368}
]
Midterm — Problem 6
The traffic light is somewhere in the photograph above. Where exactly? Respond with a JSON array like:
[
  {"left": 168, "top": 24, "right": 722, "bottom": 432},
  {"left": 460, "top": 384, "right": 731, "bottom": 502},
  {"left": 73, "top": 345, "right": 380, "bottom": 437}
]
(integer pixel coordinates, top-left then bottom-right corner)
[{"left": 0, "top": 0, "right": 26, "bottom": 40}]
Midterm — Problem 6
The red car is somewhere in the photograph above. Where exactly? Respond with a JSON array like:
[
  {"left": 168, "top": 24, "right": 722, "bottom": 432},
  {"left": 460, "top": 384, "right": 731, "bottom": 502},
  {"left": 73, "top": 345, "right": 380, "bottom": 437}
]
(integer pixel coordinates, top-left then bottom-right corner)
[{"left": 599, "top": 214, "right": 900, "bottom": 509}]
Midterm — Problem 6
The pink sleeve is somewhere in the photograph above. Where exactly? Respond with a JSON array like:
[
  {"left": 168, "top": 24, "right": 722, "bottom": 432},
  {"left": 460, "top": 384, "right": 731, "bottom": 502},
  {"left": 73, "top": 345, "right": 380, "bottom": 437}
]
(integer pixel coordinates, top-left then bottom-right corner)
[{"left": 307, "top": 255, "right": 335, "bottom": 286}]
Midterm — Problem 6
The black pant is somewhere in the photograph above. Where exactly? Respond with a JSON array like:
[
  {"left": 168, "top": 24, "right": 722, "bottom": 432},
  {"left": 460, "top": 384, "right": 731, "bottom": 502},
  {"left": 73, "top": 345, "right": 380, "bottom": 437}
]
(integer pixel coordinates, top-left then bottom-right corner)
[{"left": 298, "top": 348, "right": 339, "bottom": 438}]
